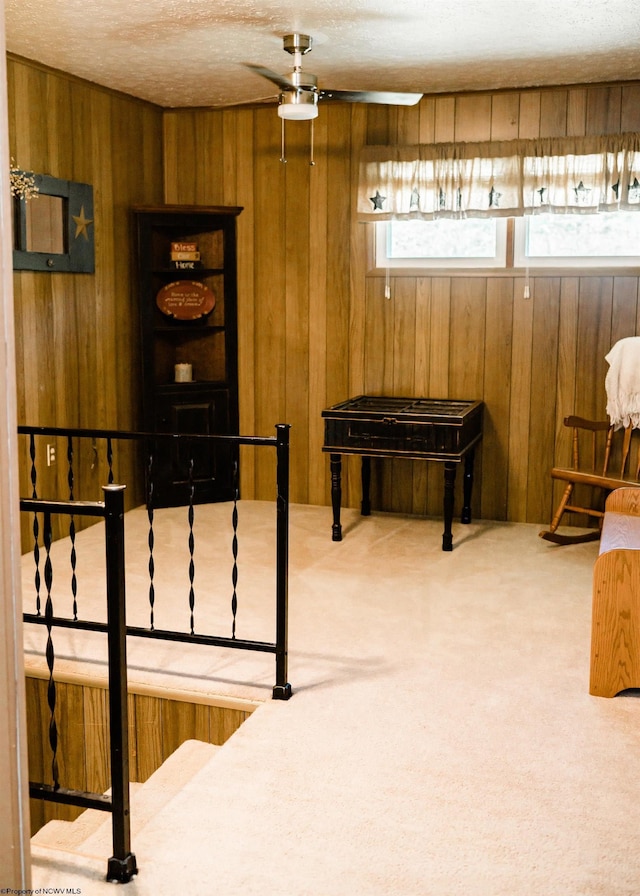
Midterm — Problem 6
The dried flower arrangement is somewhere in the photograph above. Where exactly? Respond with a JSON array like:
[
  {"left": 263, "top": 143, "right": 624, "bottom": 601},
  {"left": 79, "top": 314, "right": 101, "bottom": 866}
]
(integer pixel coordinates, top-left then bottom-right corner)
[{"left": 10, "top": 160, "right": 38, "bottom": 200}]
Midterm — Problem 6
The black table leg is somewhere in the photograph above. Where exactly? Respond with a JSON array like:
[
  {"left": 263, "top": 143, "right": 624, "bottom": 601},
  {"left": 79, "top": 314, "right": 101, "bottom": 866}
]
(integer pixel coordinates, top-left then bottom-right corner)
[
  {"left": 330, "top": 453, "right": 342, "bottom": 541},
  {"left": 361, "top": 456, "right": 371, "bottom": 516},
  {"left": 461, "top": 448, "right": 475, "bottom": 524},
  {"left": 442, "top": 462, "right": 456, "bottom": 551}
]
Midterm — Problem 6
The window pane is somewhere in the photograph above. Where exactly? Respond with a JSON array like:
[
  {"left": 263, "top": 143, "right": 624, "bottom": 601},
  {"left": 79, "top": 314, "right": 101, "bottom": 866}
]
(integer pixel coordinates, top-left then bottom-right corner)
[
  {"left": 525, "top": 212, "right": 640, "bottom": 259},
  {"left": 377, "top": 218, "right": 507, "bottom": 270},
  {"left": 389, "top": 219, "right": 498, "bottom": 258}
]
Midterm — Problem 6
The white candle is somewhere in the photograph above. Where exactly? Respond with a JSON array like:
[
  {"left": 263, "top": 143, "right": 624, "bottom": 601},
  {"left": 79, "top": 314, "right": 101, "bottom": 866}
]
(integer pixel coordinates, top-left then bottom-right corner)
[{"left": 174, "top": 363, "right": 193, "bottom": 382}]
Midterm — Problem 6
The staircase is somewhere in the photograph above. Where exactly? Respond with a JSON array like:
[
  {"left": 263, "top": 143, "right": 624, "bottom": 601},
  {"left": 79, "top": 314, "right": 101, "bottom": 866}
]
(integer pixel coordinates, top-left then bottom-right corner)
[{"left": 31, "top": 739, "right": 219, "bottom": 867}]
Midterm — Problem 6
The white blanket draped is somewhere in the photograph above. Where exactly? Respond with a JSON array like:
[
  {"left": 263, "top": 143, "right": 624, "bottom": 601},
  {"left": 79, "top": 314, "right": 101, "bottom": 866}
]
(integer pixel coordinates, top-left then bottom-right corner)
[{"left": 605, "top": 337, "right": 640, "bottom": 429}]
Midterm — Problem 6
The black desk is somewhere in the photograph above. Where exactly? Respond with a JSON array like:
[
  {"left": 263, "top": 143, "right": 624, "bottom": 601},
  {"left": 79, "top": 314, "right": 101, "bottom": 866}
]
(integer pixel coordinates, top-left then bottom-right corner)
[{"left": 321, "top": 395, "right": 484, "bottom": 551}]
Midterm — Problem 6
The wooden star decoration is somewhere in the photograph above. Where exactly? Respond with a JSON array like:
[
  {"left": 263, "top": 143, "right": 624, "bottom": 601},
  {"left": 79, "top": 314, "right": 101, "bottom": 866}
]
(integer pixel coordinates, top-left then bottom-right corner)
[
  {"left": 72, "top": 205, "right": 94, "bottom": 240},
  {"left": 370, "top": 190, "right": 386, "bottom": 210},
  {"left": 628, "top": 177, "right": 640, "bottom": 203},
  {"left": 410, "top": 188, "right": 420, "bottom": 210}
]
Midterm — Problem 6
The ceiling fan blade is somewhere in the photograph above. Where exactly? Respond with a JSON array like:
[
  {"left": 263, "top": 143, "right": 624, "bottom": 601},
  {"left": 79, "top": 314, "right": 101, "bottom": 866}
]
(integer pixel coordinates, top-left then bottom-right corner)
[
  {"left": 318, "top": 89, "right": 422, "bottom": 106},
  {"left": 213, "top": 95, "right": 279, "bottom": 109},
  {"left": 244, "top": 64, "right": 294, "bottom": 93}
]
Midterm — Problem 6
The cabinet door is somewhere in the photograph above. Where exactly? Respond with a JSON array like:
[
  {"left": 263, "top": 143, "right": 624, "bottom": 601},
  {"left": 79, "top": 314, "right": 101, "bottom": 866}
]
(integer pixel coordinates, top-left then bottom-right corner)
[{"left": 152, "top": 388, "right": 234, "bottom": 506}]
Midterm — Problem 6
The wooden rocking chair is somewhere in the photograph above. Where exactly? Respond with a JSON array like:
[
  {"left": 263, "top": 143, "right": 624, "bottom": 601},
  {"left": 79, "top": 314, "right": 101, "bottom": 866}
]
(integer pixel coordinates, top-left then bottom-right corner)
[{"left": 539, "top": 415, "right": 640, "bottom": 545}]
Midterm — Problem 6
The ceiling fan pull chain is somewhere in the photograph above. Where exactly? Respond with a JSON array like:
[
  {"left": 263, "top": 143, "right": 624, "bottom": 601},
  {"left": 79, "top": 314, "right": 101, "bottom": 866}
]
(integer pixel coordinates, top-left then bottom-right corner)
[
  {"left": 280, "top": 117, "right": 287, "bottom": 164},
  {"left": 310, "top": 118, "right": 315, "bottom": 166}
]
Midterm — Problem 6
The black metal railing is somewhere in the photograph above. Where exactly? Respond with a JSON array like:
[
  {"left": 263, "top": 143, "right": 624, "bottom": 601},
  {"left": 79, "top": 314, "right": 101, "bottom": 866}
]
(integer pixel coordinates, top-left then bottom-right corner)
[
  {"left": 21, "top": 485, "right": 137, "bottom": 883},
  {"left": 19, "top": 424, "right": 291, "bottom": 881},
  {"left": 19, "top": 424, "right": 291, "bottom": 700}
]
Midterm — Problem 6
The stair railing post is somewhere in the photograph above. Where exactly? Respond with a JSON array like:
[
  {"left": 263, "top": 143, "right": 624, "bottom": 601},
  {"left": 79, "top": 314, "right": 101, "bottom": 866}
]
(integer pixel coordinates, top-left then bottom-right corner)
[
  {"left": 103, "top": 484, "right": 138, "bottom": 883},
  {"left": 273, "top": 424, "right": 292, "bottom": 700}
]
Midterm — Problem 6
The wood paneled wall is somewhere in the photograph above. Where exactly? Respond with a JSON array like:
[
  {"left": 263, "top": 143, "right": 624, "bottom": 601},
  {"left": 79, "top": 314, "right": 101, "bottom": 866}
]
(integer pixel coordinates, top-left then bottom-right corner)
[
  {"left": 8, "top": 54, "right": 640, "bottom": 526},
  {"left": 164, "top": 83, "right": 640, "bottom": 524},
  {"left": 7, "top": 56, "right": 164, "bottom": 544}
]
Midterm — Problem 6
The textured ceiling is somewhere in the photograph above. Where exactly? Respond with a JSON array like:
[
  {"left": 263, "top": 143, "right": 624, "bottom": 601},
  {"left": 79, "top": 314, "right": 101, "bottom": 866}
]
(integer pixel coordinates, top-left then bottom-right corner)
[{"left": 5, "top": 0, "right": 640, "bottom": 109}]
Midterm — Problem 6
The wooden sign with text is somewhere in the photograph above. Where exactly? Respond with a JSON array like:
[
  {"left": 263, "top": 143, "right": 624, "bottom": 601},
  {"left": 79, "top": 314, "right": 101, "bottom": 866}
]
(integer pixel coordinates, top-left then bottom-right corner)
[{"left": 156, "top": 280, "right": 216, "bottom": 320}]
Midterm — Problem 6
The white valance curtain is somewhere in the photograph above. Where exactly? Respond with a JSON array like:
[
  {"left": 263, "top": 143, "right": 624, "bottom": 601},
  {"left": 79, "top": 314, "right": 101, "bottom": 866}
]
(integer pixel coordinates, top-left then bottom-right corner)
[{"left": 357, "top": 133, "right": 640, "bottom": 221}]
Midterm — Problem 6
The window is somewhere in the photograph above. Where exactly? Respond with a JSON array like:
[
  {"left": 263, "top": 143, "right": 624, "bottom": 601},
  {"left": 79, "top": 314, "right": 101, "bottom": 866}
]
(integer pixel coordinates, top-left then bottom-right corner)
[
  {"left": 376, "top": 213, "right": 640, "bottom": 272},
  {"left": 514, "top": 212, "right": 640, "bottom": 268},
  {"left": 376, "top": 218, "right": 508, "bottom": 270}
]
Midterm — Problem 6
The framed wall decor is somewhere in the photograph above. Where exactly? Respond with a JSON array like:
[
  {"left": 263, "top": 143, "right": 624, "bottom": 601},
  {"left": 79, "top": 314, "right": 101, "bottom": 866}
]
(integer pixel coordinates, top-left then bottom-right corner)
[{"left": 13, "top": 173, "right": 94, "bottom": 273}]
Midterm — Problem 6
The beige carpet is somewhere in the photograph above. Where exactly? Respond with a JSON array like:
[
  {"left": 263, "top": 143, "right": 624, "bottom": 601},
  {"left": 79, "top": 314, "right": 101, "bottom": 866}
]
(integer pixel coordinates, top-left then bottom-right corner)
[{"left": 24, "top": 502, "right": 640, "bottom": 894}]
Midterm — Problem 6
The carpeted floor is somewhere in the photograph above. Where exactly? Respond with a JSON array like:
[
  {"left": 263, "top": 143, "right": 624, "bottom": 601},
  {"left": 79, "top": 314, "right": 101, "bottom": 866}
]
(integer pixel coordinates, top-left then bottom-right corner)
[{"left": 25, "top": 501, "right": 640, "bottom": 894}]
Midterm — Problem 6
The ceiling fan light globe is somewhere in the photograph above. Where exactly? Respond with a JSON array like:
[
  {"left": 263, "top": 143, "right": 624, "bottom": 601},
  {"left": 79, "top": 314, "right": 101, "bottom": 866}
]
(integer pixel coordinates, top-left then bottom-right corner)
[{"left": 278, "top": 91, "right": 318, "bottom": 120}]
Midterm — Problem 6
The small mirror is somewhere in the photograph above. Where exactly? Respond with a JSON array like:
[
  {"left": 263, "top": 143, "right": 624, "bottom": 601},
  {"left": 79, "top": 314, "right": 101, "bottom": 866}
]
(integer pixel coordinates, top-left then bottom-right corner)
[{"left": 23, "top": 194, "right": 67, "bottom": 254}]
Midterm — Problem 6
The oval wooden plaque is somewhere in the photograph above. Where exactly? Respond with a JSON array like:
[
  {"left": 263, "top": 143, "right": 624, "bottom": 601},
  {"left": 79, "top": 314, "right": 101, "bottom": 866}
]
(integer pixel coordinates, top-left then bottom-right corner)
[{"left": 156, "top": 280, "right": 215, "bottom": 320}]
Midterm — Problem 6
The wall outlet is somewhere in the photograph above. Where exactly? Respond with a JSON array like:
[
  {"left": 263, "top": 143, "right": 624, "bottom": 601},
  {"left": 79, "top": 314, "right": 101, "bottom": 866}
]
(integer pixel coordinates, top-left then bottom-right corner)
[{"left": 46, "top": 444, "right": 56, "bottom": 466}]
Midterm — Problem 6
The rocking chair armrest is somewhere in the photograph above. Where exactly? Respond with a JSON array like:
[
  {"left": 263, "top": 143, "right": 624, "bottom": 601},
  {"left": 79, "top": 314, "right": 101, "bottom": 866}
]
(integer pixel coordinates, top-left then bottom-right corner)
[
  {"left": 564, "top": 415, "right": 610, "bottom": 431},
  {"left": 550, "top": 467, "right": 639, "bottom": 491}
]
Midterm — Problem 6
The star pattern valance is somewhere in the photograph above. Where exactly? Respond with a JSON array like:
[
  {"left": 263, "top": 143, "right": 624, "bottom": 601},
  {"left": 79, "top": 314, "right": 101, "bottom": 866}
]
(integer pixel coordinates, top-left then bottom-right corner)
[{"left": 357, "top": 133, "right": 640, "bottom": 221}]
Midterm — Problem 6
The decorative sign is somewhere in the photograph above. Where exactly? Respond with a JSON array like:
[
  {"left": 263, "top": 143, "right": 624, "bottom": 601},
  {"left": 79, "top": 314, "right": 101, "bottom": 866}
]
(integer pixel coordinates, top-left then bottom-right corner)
[{"left": 156, "top": 280, "right": 215, "bottom": 320}]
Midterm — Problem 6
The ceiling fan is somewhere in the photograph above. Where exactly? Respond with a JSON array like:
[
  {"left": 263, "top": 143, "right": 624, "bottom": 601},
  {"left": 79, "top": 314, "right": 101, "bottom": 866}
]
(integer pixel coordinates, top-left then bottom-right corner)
[{"left": 246, "top": 33, "right": 423, "bottom": 122}]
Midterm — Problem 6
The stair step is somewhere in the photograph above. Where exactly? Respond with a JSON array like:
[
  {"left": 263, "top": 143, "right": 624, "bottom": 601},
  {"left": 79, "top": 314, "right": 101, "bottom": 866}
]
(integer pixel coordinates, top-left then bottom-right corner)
[
  {"left": 31, "top": 740, "right": 218, "bottom": 856},
  {"left": 79, "top": 739, "right": 219, "bottom": 855},
  {"left": 31, "top": 819, "right": 85, "bottom": 850},
  {"left": 31, "top": 782, "right": 144, "bottom": 851},
  {"left": 30, "top": 841, "right": 106, "bottom": 882}
]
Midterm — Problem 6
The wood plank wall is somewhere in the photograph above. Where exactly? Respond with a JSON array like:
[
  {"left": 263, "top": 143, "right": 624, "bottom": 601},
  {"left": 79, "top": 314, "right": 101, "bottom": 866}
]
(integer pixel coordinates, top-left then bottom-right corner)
[
  {"left": 164, "top": 82, "right": 640, "bottom": 525},
  {"left": 8, "top": 54, "right": 640, "bottom": 527},
  {"left": 7, "top": 56, "right": 164, "bottom": 545},
  {"left": 25, "top": 673, "right": 254, "bottom": 833}
]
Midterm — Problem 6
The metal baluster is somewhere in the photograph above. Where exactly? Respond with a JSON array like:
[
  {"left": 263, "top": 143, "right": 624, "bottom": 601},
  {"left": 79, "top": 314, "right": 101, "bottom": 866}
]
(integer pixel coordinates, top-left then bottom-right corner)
[
  {"left": 67, "top": 436, "right": 78, "bottom": 621},
  {"left": 146, "top": 448, "right": 155, "bottom": 631},
  {"left": 103, "top": 484, "right": 138, "bottom": 883},
  {"left": 231, "top": 459, "right": 239, "bottom": 639},
  {"left": 273, "top": 424, "right": 292, "bottom": 700},
  {"left": 30, "top": 434, "right": 41, "bottom": 616},
  {"left": 187, "top": 456, "right": 196, "bottom": 635},
  {"left": 43, "top": 510, "right": 59, "bottom": 788},
  {"left": 107, "top": 437, "right": 114, "bottom": 484}
]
